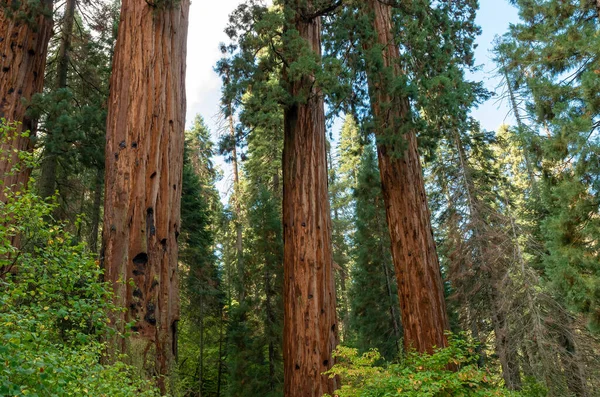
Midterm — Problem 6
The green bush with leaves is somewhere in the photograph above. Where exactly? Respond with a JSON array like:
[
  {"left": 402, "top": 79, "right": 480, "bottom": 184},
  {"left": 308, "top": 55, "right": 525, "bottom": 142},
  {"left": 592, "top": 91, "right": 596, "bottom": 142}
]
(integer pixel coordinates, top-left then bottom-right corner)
[
  {"left": 0, "top": 123, "right": 160, "bottom": 396},
  {"left": 324, "top": 336, "right": 545, "bottom": 397}
]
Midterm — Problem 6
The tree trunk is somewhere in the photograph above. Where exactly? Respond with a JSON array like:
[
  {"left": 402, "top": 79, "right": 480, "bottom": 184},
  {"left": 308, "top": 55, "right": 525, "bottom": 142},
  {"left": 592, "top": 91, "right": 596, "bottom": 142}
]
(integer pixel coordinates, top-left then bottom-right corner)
[
  {"left": 265, "top": 262, "right": 277, "bottom": 392},
  {"left": 502, "top": 63, "right": 537, "bottom": 194},
  {"left": 228, "top": 109, "right": 245, "bottom": 302},
  {"left": 39, "top": 0, "right": 77, "bottom": 201},
  {"left": 558, "top": 321, "right": 588, "bottom": 397},
  {"left": 490, "top": 291, "right": 522, "bottom": 390},
  {"left": 362, "top": 0, "right": 450, "bottom": 354},
  {"left": 101, "top": 1, "right": 189, "bottom": 392},
  {"left": 0, "top": 4, "right": 53, "bottom": 202},
  {"left": 282, "top": 2, "right": 338, "bottom": 395},
  {"left": 216, "top": 307, "right": 224, "bottom": 397},
  {"left": 89, "top": 167, "right": 104, "bottom": 254},
  {"left": 454, "top": 131, "right": 522, "bottom": 389}
]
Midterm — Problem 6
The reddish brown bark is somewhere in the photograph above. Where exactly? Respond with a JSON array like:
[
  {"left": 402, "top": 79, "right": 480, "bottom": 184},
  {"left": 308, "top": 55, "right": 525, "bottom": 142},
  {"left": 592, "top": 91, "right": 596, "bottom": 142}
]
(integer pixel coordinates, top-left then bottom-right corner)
[
  {"left": 0, "top": 4, "right": 53, "bottom": 201},
  {"left": 282, "top": 3, "right": 338, "bottom": 395},
  {"left": 363, "top": 0, "right": 450, "bottom": 354},
  {"left": 101, "top": 0, "right": 189, "bottom": 391}
]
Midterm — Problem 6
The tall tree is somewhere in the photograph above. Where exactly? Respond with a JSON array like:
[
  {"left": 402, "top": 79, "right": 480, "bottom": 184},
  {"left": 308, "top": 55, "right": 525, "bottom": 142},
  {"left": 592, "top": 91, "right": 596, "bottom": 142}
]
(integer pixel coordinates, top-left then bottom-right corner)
[
  {"left": 328, "top": 114, "right": 361, "bottom": 342},
  {"left": 178, "top": 115, "right": 225, "bottom": 397},
  {"left": 498, "top": 0, "right": 600, "bottom": 334},
  {"left": 101, "top": 0, "right": 189, "bottom": 391},
  {"left": 350, "top": 143, "right": 401, "bottom": 360},
  {"left": 282, "top": 1, "right": 338, "bottom": 394},
  {"left": 38, "top": 0, "right": 76, "bottom": 200},
  {"left": 0, "top": 2, "right": 53, "bottom": 201},
  {"left": 359, "top": 0, "right": 450, "bottom": 353}
]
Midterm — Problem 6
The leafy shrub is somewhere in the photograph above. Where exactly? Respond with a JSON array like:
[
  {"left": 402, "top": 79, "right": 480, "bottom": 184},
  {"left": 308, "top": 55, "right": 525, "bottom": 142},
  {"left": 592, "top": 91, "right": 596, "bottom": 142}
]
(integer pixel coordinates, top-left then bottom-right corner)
[
  {"left": 0, "top": 122, "right": 160, "bottom": 396},
  {"left": 324, "top": 335, "right": 545, "bottom": 397}
]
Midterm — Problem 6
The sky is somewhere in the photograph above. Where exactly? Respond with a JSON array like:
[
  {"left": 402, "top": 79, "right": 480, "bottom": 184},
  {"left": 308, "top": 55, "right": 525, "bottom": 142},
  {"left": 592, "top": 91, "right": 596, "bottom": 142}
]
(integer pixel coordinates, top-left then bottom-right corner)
[{"left": 184, "top": 1, "right": 522, "bottom": 200}]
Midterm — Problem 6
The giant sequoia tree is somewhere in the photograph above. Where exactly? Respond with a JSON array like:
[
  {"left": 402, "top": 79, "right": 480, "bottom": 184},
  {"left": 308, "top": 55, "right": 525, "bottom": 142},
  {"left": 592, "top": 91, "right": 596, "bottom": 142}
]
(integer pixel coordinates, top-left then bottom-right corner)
[
  {"left": 282, "top": 1, "right": 338, "bottom": 395},
  {"left": 0, "top": 2, "right": 53, "bottom": 201},
  {"left": 101, "top": 0, "right": 189, "bottom": 391},
  {"left": 360, "top": 0, "right": 450, "bottom": 353}
]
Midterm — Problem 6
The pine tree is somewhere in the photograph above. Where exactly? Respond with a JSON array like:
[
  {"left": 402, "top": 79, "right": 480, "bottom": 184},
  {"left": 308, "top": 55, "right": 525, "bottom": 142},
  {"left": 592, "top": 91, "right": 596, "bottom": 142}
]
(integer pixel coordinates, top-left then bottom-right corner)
[
  {"left": 322, "top": 0, "right": 484, "bottom": 354},
  {"left": 328, "top": 115, "right": 363, "bottom": 343},
  {"left": 38, "top": 0, "right": 76, "bottom": 201},
  {"left": 178, "top": 115, "right": 225, "bottom": 396},
  {"left": 29, "top": 5, "right": 115, "bottom": 243},
  {"left": 350, "top": 143, "right": 401, "bottom": 360},
  {"left": 101, "top": 0, "right": 190, "bottom": 391},
  {"left": 498, "top": 0, "right": 600, "bottom": 333}
]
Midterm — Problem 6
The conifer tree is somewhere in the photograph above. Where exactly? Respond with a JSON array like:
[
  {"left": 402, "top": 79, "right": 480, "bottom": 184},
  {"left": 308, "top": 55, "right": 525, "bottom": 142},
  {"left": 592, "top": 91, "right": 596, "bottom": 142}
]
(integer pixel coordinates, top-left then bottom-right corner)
[
  {"left": 101, "top": 0, "right": 190, "bottom": 391},
  {"left": 38, "top": 0, "right": 76, "bottom": 200},
  {"left": 350, "top": 143, "right": 401, "bottom": 360},
  {"left": 178, "top": 115, "right": 225, "bottom": 396},
  {"left": 357, "top": 0, "right": 450, "bottom": 353},
  {"left": 323, "top": 0, "right": 484, "bottom": 354},
  {"left": 0, "top": 2, "right": 53, "bottom": 201},
  {"left": 281, "top": 1, "right": 339, "bottom": 393},
  {"left": 328, "top": 114, "right": 362, "bottom": 342},
  {"left": 498, "top": 0, "right": 600, "bottom": 333},
  {"left": 29, "top": 4, "right": 115, "bottom": 240}
]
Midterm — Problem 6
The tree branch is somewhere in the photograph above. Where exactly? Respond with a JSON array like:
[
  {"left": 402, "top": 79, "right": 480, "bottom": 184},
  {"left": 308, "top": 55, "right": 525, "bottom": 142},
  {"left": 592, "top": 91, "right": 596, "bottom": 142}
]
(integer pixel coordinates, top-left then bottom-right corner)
[{"left": 298, "top": 0, "right": 343, "bottom": 21}]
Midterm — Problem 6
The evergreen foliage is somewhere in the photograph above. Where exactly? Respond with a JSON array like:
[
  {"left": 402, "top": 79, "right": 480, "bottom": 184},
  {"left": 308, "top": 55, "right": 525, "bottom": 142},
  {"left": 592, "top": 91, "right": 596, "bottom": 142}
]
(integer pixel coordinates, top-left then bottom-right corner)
[
  {"left": 349, "top": 143, "right": 401, "bottom": 361},
  {"left": 496, "top": 0, "right": 600, "bottom": 332},
  {"left": 177, "top": 115, "right": 225, "bottom": 396}
]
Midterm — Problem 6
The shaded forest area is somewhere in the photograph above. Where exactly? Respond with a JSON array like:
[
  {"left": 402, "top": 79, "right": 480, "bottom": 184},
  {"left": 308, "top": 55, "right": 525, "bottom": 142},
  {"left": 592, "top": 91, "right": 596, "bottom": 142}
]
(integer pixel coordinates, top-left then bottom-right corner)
[{"left": 1, "top": 0, "right": 599, "bottom": 396}]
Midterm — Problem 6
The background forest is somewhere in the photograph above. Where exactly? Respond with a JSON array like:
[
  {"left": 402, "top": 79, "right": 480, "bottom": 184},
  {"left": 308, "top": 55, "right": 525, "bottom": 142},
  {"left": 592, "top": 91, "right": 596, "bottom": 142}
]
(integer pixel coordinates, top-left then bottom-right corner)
[{"left": 0, "top": 0, "right": 599, "bottom": 396}]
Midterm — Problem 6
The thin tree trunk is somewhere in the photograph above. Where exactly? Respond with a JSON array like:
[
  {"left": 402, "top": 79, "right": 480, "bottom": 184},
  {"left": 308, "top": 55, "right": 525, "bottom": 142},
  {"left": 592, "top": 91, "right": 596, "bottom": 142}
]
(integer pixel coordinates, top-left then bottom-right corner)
[
  {"left": 265, "top": 263, "right": 276, "bottom": 392},
  {"left": 89, "top": 168, "right": 104, "bottom": 254},
  {"left": 362, "top": 0, "right": 449, "bottom": 354},
  {"left": 490, "top": 291, "right": 522, "bottom": 390},
  {"left": 282, "top": 2, "right": 338, "bottom": 395},
  {"left": 375, "top": 195, "right": 401, "bottom": 346},
  {"left": 216, "top": 307, "right": 224, "bottom": 397},
  {"left": 101, "top": 1, "right": 189, "bottom": 392},
  {"left": 198, "top": 298, "right": 204, "bottom": 397},
  {"left": 39, "top": 0, "right": 77, "bottom": 200},
  {"left": 328, "top": 143, "right": 350, "bottom": 342},
  {"left": 558, "top": 320, "right": 588, "bottom": 397},
  {"left": 502, "top": 63, "right": 537, "bottom": 194},
  {"left": 228, "top": 109, "right": 244, "bottom": 302},
  {"left": 0, "top": 4, "right": 53, "bottom": 202},
  {"left": 454, "top": 131, "right": 522, "bottom": 389}
]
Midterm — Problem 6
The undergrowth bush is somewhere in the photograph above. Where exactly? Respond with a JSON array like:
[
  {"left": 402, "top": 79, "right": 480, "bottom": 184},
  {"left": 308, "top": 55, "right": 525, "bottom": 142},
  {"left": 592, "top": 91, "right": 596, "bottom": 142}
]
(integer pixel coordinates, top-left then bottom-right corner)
[
  {"left": 0, "top": 122, "right": 160, "bottom": 396},
  {"left": 324, "top": 335, "right": 546, "bottom": 397}
]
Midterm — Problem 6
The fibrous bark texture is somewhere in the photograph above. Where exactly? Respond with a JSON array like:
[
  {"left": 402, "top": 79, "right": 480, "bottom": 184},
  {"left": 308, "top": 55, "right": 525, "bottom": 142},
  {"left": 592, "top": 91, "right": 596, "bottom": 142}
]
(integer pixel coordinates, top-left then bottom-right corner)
[
  {"left": 101, "top": 1, "right": 189, "bottom": 391},
  {"left": 363, "top": 0, "right": 450, "bottom": 354},
  {"left": 0, "top": 4, "right": 53, "bottom": 201},
  {"left": 282, "top": 3, "right": 338, "bottom": 395}
]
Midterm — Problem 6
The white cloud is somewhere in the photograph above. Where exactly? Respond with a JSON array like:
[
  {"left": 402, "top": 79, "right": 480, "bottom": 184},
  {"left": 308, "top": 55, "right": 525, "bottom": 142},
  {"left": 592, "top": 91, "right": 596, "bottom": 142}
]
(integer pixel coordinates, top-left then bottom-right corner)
[
  {"left": 185, "top": 1, "right": 245, "bottom": 202},
  {"left": 185, "top": 0, "right": 242, "bottom": 129}
]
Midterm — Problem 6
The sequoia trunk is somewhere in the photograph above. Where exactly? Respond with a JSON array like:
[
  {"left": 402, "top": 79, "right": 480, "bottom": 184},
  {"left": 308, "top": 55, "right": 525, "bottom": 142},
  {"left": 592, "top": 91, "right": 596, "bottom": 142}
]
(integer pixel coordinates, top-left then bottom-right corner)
[
  {"left": 363, "top": 0, "right": 450, "bottom": 353},
  {"left": 0, "top": 4, "right": 53, "bottom": 201},
  {"left": 101, "top": 1, "right": 189, "bottom": 392},
  {"left": 282, "top": 2, "right": 338, "bottom": 395}
]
